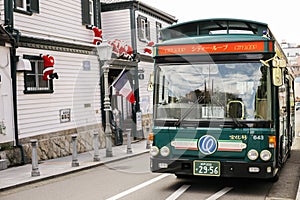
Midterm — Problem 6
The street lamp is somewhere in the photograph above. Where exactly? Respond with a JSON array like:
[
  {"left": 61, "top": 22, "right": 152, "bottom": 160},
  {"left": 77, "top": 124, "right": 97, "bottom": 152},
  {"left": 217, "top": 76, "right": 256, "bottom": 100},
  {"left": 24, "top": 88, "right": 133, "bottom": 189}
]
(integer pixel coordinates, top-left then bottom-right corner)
[{"left": 97, "top": 42, "right": 113, "bottom": 157}]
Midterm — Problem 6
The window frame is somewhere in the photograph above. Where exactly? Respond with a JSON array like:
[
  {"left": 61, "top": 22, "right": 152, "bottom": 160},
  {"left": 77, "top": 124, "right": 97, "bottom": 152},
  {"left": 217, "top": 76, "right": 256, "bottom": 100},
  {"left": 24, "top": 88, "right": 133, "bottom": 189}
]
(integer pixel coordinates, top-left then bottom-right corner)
[
  {"left": 137, "top": 15, "right": 150, "bottom": 42},
  {"left": 89, "top": 0, "right": 95, "bottom": 26},
  {"left": 81, "top": 0, "right": 101, "bottom": 27},
  {"left": 15, "top": 0, "right": 26, "bottom": 11},
  {"left": 23, "top": 55, "right": 54, "bottom": 94},
  {"left": 156, "top": 22, "right": 162, "bottom": 43},
  {"left": 14, "top": 0, "right": 40, "bottom": 15}
]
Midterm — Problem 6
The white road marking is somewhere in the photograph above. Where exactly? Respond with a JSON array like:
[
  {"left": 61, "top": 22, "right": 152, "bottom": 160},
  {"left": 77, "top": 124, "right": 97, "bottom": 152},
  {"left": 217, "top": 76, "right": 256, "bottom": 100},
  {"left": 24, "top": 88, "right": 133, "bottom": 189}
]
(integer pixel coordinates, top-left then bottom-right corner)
[
  {"left": 165, "top": 184, "right": 191, "bottom": 200},
  {"left": 105, "top": 174, "right": 170, "bottom": 200},
  {"left": 296, "top": 180, "right": 300, "bottom": 200},
  {"left": 205, "top": 187, "right": 233, "bottom": 200}
]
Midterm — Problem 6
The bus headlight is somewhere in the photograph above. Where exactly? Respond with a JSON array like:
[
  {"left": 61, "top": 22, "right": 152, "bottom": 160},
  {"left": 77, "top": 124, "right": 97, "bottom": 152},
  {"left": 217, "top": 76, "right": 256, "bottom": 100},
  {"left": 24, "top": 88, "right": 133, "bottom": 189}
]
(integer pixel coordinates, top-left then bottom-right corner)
[
  {"left": 260, "top": 150, "right": 272, "bottom": 161},
  {"left": 160, "top": 146, "right": 170, "bottom": 157},
  {"left": 247, "top": 149, "right": 259, "bottom": 161},
  {"left": 150, "top": 146, "right": 159, "bottom": 157}
]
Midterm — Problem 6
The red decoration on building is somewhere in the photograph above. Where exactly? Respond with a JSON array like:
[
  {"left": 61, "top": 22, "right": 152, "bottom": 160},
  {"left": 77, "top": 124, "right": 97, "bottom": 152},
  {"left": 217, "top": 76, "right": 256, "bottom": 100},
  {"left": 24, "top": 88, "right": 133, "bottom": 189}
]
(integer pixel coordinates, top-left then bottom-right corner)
[
  {"left": 92, "top": 26, "right": 103, "bottom": 45},
  {"left": 87, "top": 25, "right": 103, "bottom": 45},
  {"left": 108, "top": 39, "right": 133, "bottom": 60},
  {"left": 40, "top": 54, "right": 58, "bottom": 80},
  {"left": 144, "top": 41, "right": 155, "bottom": 54}
]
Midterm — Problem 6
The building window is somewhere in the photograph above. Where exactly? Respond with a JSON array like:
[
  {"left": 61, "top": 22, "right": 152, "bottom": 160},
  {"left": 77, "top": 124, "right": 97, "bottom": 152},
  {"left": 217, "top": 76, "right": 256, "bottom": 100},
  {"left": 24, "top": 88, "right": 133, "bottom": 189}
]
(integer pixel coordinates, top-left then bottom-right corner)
[
  {"left": 15, "top": 0, "right": 26, "bottom": 11},
  {"left": 156, "top": 22, "right": 162, "bottom": 43},
  {"left": 137, "top": 15, "right": 150, "bottom": 42},
  {"left": 89, "top": 0, "right": 95, "bottom": 26},
  {"left": 82, "top": 0, "right": 101, "bottom": 27},
  {"left": 14, "top": 0, "right": 40, "bottom": 14},
  {"left": 23, "top": 55, "right": 53, "bottom": 94}
]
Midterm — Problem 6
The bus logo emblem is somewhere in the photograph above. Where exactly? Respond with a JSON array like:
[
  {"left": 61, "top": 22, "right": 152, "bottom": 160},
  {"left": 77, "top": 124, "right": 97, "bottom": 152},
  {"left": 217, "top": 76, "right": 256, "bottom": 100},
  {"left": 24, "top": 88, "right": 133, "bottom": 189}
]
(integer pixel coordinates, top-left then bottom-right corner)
[{"left": 198, "top": 135, "right": 217, "bottom": 155}]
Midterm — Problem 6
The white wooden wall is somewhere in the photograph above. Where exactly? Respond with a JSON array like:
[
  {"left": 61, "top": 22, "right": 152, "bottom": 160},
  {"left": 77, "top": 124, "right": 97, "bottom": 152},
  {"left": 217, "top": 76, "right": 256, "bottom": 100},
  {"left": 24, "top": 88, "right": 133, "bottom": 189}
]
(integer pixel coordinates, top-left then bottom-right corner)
[
  {"left": 1, "top": 0, "right": 175, "bottom": 139},
  {"left": 14, "top": 0, "right": 94, "bottom": 45},
  {"left": 101, "top": 9, "right": 132, "bottom": 45},
  {"left": 0, "top": 0, "right": 4, "bottom": 23},
  {"left": 135, "top": 10, "right": 171, "bottom": 55},
  {"left": 16, "top": 48, "right": 101, "bottom": 138},
  {"left": 134, "top": 10, "right": 173, "bottom": 115},
  {"left": 138, "top": 61, "right": 153, "bottom": 114}
]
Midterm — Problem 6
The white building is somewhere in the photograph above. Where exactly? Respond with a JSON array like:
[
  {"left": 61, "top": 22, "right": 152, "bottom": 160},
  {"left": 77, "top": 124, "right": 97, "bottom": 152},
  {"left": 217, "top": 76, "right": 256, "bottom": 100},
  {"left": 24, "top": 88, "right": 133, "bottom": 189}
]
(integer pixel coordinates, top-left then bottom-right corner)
[
  {"left": 281, "top": 41, "right": 300, "bottom": 99},
  {"left": 0, "top": 0, "right": 176, "bottom": 166}
]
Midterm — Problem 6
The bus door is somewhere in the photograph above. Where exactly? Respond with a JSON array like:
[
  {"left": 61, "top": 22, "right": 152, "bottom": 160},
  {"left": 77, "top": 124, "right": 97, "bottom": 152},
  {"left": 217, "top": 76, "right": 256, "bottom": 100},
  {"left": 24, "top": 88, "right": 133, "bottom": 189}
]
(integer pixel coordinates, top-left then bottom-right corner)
[{"left": 278, "top": 77, "right": 290, "bottom": 162}]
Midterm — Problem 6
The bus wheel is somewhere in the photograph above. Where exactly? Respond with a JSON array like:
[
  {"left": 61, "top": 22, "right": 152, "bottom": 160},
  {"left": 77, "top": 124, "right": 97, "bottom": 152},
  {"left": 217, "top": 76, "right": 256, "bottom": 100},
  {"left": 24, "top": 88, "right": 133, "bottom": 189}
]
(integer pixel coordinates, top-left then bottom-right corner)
[
  {"left": 287, "top": 147, "right": 291, "bottom": 159},
  {"left": 268, "top": 172, "right": 280, "bottom": 182},
  {"left": 268, "top": 170, "right": 280, "bottom": 183}
]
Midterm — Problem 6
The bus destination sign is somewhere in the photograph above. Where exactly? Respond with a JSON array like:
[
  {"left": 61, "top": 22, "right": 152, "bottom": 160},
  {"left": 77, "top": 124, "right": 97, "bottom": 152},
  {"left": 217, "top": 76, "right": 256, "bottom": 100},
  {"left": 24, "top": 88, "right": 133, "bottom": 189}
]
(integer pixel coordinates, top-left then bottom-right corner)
[{"left": 157, "top": 41, "right": 273, "bottom": 56}]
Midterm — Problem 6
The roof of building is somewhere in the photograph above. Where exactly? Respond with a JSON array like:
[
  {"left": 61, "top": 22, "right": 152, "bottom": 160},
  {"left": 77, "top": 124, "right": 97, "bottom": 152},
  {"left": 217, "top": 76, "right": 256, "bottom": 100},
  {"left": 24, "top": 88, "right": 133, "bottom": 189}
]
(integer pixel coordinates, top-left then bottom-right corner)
[
  {"left": 102, "top": 0, "right": 133, "bottom": 3},
  {"left": 101, "top": 0, "right": 177, "bottom": 24},
  {"left": 0, "top": 25, "right": 13, "bottom": 46}
]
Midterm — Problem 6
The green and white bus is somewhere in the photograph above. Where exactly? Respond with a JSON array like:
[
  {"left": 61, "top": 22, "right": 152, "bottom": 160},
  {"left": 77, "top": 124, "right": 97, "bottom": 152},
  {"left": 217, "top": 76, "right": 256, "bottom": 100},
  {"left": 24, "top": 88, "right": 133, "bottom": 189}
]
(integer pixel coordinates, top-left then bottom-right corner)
[{"left": 149, "top": 18, "right": 295, "bottom": 181}]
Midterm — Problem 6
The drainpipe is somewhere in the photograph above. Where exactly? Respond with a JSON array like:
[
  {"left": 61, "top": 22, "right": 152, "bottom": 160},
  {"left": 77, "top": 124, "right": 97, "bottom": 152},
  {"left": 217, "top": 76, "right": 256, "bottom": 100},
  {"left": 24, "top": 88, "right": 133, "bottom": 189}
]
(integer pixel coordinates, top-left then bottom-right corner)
[
  {"left": 4, "top": 0, "right": 25, "bottom": 165},
  {"left": 10, "top": 35, "right": 25, "bottom": 165},
  {"left": 130, "top": 5, "right": 140, "bottom": 138}
]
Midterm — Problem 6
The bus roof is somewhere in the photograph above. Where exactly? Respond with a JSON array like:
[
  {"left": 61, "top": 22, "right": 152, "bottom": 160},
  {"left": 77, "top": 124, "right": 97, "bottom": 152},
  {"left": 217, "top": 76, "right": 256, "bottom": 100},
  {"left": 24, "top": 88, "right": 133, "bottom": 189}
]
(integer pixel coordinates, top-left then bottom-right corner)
[
  {"left": 154, "top": 18, "right": 289, "bottom": 64},
  {"left": 160, "top": 18, "right": 271, "bottom": 41}
]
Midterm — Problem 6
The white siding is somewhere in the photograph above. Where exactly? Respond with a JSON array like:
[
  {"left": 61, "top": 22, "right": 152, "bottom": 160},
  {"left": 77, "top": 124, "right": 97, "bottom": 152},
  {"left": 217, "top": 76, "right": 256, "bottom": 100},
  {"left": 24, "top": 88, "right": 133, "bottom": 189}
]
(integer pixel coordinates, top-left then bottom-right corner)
[
  {"left": 135, "top": 10, "right": 171, "bottom": 55},
  {"left": 133, "top": 10, "right": 173, "bottom": 115},
  {"left": 101, "top": 10, "right": 132, "bottom": 45},
  {"left": 16, "top": 48, "right": 102, "bottom": 138},
  {"left": 138, "top": 61, "right": 153, "bottom": 114},
  {"left": 0, "top": 0, "right": 4, "bottom": 23},
  {"left": 14, "top": 0, "right": 94, "bottom": 45}
]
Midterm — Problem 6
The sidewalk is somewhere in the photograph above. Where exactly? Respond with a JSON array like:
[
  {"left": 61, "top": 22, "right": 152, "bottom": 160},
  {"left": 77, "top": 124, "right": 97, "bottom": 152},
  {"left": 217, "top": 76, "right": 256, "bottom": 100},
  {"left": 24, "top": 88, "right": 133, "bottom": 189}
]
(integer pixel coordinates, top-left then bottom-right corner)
[{"left": 0, "top": 140, "right": 149, "bottom": 191}]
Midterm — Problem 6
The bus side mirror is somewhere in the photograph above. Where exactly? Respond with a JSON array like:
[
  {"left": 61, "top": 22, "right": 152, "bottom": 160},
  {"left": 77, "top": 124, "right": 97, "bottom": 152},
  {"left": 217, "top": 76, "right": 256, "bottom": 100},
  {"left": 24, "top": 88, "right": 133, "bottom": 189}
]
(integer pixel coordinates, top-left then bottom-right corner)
[
  {"left": 260, "top": 56, "right": 285, "bottom": 87},
  {"left": 272, "top": 57, "right": 286, "bottom": 87}
]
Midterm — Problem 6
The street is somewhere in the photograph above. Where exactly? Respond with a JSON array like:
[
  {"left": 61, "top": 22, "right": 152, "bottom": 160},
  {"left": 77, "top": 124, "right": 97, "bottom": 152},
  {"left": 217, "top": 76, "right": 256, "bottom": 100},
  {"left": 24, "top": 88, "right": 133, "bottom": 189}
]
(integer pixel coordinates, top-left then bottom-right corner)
[
  {"left": 1, "top": 112, "right": 300, "bottom": 200},
  {"left": 1, "top": 148, "right": 300, "bottom": 200}
]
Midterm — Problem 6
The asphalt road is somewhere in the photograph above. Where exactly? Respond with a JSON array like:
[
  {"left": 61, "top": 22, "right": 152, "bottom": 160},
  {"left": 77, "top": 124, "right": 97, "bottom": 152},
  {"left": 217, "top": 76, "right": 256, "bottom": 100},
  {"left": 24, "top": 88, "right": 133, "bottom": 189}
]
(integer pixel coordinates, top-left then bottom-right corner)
[
  {"left": 1, "top": 150, "right": 299, "bottom": 200},
  {"left": 1, "top": 111, "right": 300, "bottom": 200}
]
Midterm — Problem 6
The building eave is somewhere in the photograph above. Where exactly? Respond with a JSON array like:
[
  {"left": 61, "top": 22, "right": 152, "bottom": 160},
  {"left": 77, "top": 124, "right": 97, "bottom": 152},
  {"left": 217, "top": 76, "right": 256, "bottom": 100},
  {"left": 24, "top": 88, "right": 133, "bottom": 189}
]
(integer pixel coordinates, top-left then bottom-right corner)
[
  {"left": 0, "top": 25, "right": 14, "bottom": 46},
  {"left": 18, "top": 36, "right": 94, "bottom": 54},
  {"left": 101, "top": 1, "right": 177, "bottom": 24}
]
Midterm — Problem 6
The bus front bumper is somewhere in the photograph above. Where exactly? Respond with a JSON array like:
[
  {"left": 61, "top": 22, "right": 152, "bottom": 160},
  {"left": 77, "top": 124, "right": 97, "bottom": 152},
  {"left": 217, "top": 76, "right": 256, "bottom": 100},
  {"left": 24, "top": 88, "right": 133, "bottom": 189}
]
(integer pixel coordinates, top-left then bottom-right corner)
[{"left": 150, "top": 157, "right": 277, "bottom": 179}]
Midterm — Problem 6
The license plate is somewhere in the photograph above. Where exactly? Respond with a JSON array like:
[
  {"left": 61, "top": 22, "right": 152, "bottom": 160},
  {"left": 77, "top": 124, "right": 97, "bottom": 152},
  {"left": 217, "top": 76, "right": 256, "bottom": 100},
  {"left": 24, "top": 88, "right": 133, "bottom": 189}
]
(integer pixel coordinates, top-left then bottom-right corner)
[{"left": 193, "top": 161, "right": 220, "bottom": 176}]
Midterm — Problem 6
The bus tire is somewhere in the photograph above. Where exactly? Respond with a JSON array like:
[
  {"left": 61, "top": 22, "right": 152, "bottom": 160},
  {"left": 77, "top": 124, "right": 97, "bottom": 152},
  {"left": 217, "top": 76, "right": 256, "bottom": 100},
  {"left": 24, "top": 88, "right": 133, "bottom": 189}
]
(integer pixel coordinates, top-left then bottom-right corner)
[{"left": 268, "top": 172, "right": 280, "bottom": 182}]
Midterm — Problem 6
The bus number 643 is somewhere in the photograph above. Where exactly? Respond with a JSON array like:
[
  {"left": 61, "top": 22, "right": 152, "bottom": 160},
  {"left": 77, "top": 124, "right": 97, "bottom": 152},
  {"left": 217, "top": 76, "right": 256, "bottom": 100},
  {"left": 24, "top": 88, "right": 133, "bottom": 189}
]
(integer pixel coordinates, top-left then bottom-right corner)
[{"left": 253, "top": 135, "right": 264, "bottom": 140}]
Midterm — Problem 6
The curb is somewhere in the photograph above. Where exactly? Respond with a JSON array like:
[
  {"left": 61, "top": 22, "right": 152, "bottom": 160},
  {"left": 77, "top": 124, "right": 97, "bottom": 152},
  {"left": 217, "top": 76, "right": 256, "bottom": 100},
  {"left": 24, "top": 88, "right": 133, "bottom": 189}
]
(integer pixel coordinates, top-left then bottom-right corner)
[{"left": 0, "top": 150, "right": 149, "bottom": 192}]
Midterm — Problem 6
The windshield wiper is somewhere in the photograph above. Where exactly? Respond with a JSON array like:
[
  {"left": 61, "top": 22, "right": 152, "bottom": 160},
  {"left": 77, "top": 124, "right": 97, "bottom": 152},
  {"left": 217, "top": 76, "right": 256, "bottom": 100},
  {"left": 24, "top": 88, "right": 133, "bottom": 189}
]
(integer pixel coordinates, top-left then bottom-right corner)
[
  {"left": 228, "top": 114, "right": 248, "bottom": 128},
  {"left": 174, "top": 96, "right": 204, "bottom": 127}
]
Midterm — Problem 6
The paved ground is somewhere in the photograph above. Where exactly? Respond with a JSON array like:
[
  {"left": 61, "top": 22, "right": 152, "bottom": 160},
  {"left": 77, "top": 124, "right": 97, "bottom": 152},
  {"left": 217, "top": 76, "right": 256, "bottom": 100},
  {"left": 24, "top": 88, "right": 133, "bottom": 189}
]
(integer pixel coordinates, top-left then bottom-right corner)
[
  {"left": 0, "top": 140, "right": 150, "bottom": 191},
  {"left": 1, "top": 137, "right": 300, "bottom": 199},
  {"left": 266, "top": 136, "right": 300, "bottom": 200}
]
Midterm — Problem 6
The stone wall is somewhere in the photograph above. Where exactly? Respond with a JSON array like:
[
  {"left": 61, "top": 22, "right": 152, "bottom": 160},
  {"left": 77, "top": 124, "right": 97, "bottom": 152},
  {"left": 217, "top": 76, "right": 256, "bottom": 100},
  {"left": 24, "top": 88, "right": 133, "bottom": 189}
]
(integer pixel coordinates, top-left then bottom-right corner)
[
  {"left": 0, "top": 124, "right": 105, "bottom": 167},
  {"left": 0, "top": 116, "right": 153, "bottom": 168}
]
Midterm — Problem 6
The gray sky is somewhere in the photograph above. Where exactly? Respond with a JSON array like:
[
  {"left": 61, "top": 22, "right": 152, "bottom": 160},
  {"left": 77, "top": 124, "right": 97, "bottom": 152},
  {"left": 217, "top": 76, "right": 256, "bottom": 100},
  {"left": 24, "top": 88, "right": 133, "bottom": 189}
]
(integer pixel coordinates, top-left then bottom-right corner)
[{"left": 141, "top": 0, "right": 300, "bottom": 45}]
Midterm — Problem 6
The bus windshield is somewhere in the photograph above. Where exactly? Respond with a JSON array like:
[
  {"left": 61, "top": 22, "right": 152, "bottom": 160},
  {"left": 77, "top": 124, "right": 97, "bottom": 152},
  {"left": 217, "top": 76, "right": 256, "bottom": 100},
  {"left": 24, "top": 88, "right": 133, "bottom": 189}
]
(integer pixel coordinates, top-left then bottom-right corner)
[{"left": 154, "top": 62, "right": 272, "bottom": 121}]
